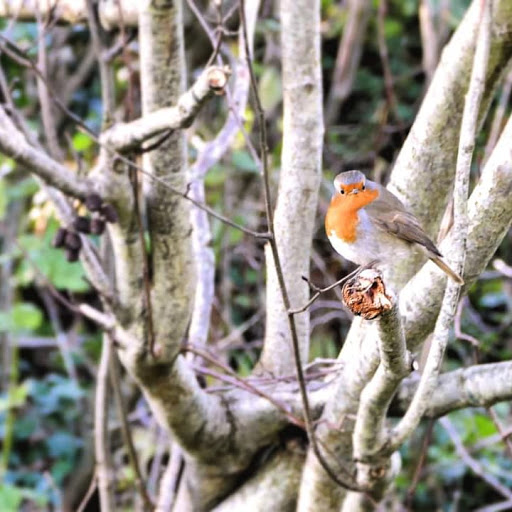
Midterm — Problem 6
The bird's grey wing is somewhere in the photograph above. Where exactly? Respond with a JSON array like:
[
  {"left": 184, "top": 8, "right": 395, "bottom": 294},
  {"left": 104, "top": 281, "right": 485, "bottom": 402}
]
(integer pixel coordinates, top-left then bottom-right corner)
[{"left": 365, "top": 185, "right": 442, "bottom": 257}]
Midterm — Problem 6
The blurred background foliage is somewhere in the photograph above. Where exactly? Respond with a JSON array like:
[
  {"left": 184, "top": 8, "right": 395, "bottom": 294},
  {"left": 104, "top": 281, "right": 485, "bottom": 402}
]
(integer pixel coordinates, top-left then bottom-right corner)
[{"left": 0, "top": 0, "right": 511, "bottom": 510}]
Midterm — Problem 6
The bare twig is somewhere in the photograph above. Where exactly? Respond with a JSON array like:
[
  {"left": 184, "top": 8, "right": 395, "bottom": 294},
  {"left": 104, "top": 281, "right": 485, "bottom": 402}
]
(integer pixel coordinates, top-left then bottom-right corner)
[
  {"left": 75, "top": 469, "right": 98, "bottom": 512},
  {"left": 289, "top": 262, "right": 378, "bottom": 315},
  {"left": 440, "top": 417, "right": 512, "bottom": 500},
  {"left": 325, "top": 0, "right": 372, "bottom": 125},
  {"left": 35, "top": 10, "right": 63, "bottom": 160},
  {"left": 85, "top": 0, "right": 115, "bottom": 126},
  {"left": 405, "top": 420, "right": 434, "bottom": 508},
  {"left": 184, "top": 344, "right": 303, "bottom": 427},
  {"left": 487, "top": 407, "right": 512, "bottom": 460},
  {"left": 94, "top": 335, "right": 114, "bottom": 511},
  {"left": 454, "top": 297, "right": 480, "bottom": 347},
  {"left": 377, "top": 0, "right": 398, "bottom": 119},
  {"left": 100, "top": 66, "right": 231, "bottom": 150},
  {"left": 155, "top": 443, "right": 184, "bottom": 512},
  {"left": 38, "top": 286, "right": 78, "bottom": 380},
  {"left": 483, "top": 69, "right": 512, "bottom": 163},
  {"left": 109, "top": 345, "right": 154, "bottom": 509}
]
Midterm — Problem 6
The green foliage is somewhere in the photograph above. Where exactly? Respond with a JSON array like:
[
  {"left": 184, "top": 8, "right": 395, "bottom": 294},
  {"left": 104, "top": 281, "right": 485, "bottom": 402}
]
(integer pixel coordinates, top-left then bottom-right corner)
[
  {"left": 0, "top": 303, "right": 43, "bottom": 333},
  {"left": 15, "top": 219, "right": 90, "bottom": 292},
  {"left": 0, "top": 484, "right": 23, "bottom": 512}
]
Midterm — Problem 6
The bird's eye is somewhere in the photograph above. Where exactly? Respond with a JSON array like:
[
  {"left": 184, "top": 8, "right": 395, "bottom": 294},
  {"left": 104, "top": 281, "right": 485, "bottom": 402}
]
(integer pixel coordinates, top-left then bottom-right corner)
[
  {"left": 362, "top": 185, "right": 366, "bottom": 191},
  {"left": 340, "top": 189, "right": 345, "bottom": 195}
]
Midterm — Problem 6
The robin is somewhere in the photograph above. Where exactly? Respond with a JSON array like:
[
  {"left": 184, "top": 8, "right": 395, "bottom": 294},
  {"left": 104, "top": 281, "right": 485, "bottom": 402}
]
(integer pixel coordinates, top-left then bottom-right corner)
[{"left": 325, "top": 170, "right": 463, "bottom": 287}]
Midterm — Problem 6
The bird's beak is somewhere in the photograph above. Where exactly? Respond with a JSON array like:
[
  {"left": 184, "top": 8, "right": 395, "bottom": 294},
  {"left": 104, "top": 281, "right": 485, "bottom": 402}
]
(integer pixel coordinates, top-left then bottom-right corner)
[{"left": 350, "top": 189, "right": 359, "bottom": 195}]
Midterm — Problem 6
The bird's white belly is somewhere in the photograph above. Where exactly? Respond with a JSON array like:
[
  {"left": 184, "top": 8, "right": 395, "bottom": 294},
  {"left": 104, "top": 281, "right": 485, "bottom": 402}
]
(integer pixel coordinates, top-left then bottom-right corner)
[{"left": 327, "top": 211, "right": 411, "bottom": 268}]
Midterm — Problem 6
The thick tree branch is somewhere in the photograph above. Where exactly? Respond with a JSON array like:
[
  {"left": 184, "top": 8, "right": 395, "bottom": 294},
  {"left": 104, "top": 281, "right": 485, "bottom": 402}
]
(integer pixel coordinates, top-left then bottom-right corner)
[
  {"left": 395, "top": 362, "right": 512, "bottom": 418},
  {"left": 211, "top": 446, "right": 305, "bottom": 512},
  {"left": 0, "top": 0, "right": 139, "bottom": 27},
  {"left": 388, "top": 0, "right": 512, "bottom": 285},
  {"left": 0, "top": 106, "right": 93, "bottom": 199},
  {"left": 100, "top": 66, "right": 230, "bottom": 151},
  {"left": 352, "top": 304, "right": 410, "bottom": 489},
  {"left": 260, "top": 0, "right": 323, "bottom": 376},
  {"left": 385, "top": 0, "right": 491, "bottom": 456}
]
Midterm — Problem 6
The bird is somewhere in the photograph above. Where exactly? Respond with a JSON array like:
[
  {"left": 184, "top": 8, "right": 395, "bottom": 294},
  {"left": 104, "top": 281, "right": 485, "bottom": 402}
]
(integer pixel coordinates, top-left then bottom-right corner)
[{"left": 325, "top": 170, "right": 464, "bottom": 287}]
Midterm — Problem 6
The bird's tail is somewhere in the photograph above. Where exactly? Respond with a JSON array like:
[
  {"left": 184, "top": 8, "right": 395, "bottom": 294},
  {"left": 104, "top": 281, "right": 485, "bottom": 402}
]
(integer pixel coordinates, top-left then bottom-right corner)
[{"left": 430, "top": 256, "right": 464, "bottom": 285}]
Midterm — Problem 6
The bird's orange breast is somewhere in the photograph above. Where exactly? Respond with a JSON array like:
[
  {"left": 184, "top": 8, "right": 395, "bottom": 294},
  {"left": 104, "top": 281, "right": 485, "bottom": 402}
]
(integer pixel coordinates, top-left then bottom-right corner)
[{"left": 325, "top": 189, "right": 379, "bottom": 243}]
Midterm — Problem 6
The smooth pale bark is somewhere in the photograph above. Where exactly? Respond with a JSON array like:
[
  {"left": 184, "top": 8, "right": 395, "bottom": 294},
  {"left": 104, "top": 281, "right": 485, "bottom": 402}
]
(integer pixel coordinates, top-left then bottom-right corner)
[
  {"left": 212, "top": 447, "right": 305, "bottom": 512},
  {"left": 0, "top": 0, "right": 139, "bottom": 26},
  {"left": 138, "top": 0, "right": 195, "bottom": 364},
  {"left": 388, "top": 0, "right": 512, "bottom": 285},
  {"left": 261, "top": 0, "right": 323, "bottom": 375}
]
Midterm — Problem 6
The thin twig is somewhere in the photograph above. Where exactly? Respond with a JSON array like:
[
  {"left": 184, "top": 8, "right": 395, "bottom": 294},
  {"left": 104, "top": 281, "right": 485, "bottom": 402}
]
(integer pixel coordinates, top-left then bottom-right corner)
[
  {"left": 109, "top": 343, "right": 155, "bottom": 509},
  {"left": 184, "top": 344, "right": 304, "bottom": 427},
  {"left": 94, "top": 335, "right": 114, "bottom": 511},
  {"left": 487, "top": 407, "right": 512, "bottom": 460},
  {"left": 75, "top": 469, "right": 98, "bottom": 512},
  {"left": 440, "top": 417, "right": 512, "bottom": 500},
  {"left": 454, "top": 298, "right": 480, "bottom": 347},
  {"left": 289, "top": 261, "right": 378, "bottom": 315},
  {"left": 85, "top": 0, "right": 115, "bottom": 126},
  {"left": 405, "top": 419, "right": 434, "bottom": 509}
]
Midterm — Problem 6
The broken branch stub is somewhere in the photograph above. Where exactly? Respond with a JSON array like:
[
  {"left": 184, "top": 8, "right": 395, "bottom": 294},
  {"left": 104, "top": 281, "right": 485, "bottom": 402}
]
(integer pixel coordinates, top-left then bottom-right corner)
[{"left": 342, "top": 268, "right": 392, "bottom": 320}]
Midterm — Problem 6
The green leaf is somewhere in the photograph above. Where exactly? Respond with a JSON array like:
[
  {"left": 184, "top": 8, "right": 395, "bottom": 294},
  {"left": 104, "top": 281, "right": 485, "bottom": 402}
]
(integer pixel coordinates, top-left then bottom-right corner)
[
  {"left": 0, "top": 303, "right": 43, "bottom": 333},
  {"left": 72, "top": 132, "right": 93, "bottom": 152},
  {"left": 0, "top": 383, "right": 29, "bottom": 412},
  {"left": 474, "top": 414, "right": 497, "bottom": 438},
  {"left": 384, "top": 19, "right": 403, "bottom": 38},
  {"left": 46, "top": 431, "right": 82, "bottom": 458},
  {"left": 0, "top": 179, "right": 7, "bottom": 220},
  {"left": 16, "top": 222, "right": 89, "bottom": 292},
  {"left": 258, "top": 67, "right": 282, "bottom": 112},
  {"left": 232, "top": 150, "right": 259, "bottom": 173},
  {"left": 0, "top": 484, "right": 23, "bottom": 512},
  {"left": 6, "top": 178, "right": 38, "bottom": 201}
]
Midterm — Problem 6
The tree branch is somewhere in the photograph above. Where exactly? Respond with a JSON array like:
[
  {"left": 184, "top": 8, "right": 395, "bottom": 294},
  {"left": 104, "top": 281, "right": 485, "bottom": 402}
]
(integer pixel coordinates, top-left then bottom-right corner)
[
  {"left": 0, "top": 106, "right": 93, "bottom": 199},
  {"left": 100, "top": 66, "right": 231, "bottom": 151},
  {"left": 352, "top": 303, "right": 410, "bottom": 491},
  {"left": 0, "top": 0, "right": 139, "bottom": 27},
  {"left": 259, "top": 0, "right": 324, "bottom": 376},
  {"left": 388, "top": 0, "right": 512, "bottom": 285},
  {"left": 395, "top": 361, "right": 512, "bottom": 418},
  {"left": 439, "top": 417, "right": 512, "bottom": 500},
  {"left": 94, "top": 335, "right": 114, "bottom": 512},
  {"left": 385, "top": 0, "right": 491, "bottom": 455},
  {"left": 325, "top": 0, "right": 372, "bottom": 125}
]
